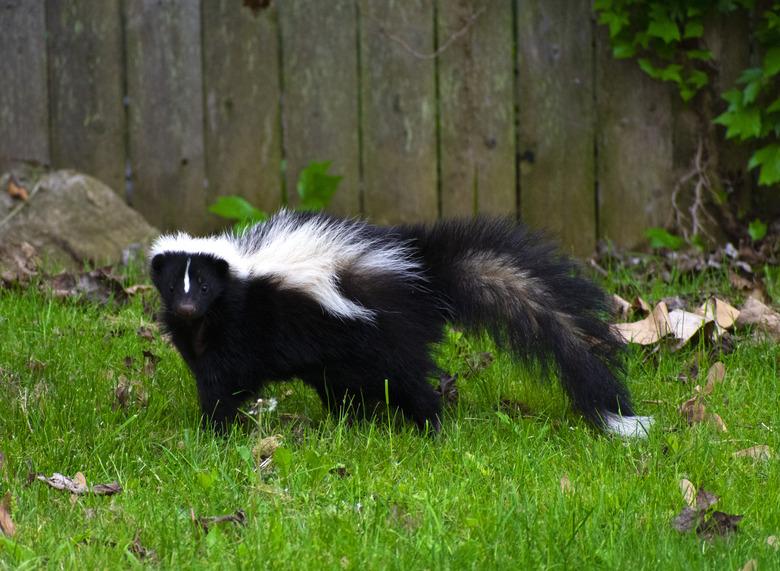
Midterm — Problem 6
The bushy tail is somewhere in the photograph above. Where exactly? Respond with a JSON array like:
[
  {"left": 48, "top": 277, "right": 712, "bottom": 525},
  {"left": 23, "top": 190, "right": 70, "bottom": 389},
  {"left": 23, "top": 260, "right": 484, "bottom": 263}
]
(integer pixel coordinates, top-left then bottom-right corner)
[{"left": 403, "top": 218, "right": 652, "bottom": 437}]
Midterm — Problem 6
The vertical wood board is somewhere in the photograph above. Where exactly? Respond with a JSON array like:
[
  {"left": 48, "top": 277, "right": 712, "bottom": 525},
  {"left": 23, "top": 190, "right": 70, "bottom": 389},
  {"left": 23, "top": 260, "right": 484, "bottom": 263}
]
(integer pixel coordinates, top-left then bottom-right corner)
[
  {"left": 279, "top": 0, "right": 360, "bottom": 216},
  {"left": 124, "top": 0, "right": 207, "bottom": 232},
  {"left": 359, "top": 0, "right": 437, "bottom": 225},
  {"left": 46, "top": 0, "right": 125, "bottom": 194},
  {"left": 595, "top": 27, "right": 674, "bottom": 249},
  {"left": 517, "top": 0, "right": 596, "bottom": 256},
  {"left": 437, "top": 0, "right": 515, "bottom": 218},
  {"left": 202, "top": 0, "right": 283, "bottom": 226},
  {"left": 0, "top": 0, "right": 49, "bottom": 171}
]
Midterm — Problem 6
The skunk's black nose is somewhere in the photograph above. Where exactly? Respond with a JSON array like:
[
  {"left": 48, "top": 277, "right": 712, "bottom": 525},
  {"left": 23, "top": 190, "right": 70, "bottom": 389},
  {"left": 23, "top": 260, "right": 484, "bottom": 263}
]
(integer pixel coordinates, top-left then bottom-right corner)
[{"left": 175, "top": 302, "right": 197, "bottom": 319}]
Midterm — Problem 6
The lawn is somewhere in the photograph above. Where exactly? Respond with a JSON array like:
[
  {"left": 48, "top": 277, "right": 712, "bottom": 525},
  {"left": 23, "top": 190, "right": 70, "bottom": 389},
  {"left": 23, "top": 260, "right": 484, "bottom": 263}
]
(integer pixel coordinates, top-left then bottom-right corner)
[{"left": 0, "top": 262, "right": 779, "bottom": 569}]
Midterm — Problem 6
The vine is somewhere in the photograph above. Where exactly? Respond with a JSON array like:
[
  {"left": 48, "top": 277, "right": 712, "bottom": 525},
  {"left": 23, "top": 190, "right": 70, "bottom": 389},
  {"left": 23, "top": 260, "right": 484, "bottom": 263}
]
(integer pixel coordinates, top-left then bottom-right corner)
[{"left": 594, "top": 0, "right": 780, "bottom": 244}]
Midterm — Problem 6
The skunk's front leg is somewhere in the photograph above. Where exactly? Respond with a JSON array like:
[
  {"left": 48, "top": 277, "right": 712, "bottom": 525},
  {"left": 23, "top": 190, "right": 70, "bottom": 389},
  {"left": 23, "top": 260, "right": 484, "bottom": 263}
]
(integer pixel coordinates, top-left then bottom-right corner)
[{"left": 195, "top": 372, "right": 246, "bottom": 431}]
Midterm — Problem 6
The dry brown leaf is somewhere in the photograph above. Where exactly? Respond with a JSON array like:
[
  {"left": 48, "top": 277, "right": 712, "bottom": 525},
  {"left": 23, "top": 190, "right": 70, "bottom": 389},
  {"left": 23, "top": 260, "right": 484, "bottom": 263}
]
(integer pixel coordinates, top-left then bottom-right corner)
[
  {"left": 710, "top": 413, "right": 728, "bottom": 433},
  {"left": 679, "top": 396, "right": 708, "bottom": 424},
  {"left": 668, "top": 309, "right": 712, "bottom": 345},
  {"left": 740, "top": 559, "right": 757, "bottom": 571},
  {"left": 697, "top": 298, "right": 740, "bottom": 330},
  {"left": 253, "top": 435, "right": 283, "bottom": 462},
  {"left": 35, "top": 472, "right": 121, "bottom": 496},
  {"left": 560, "top": 474, "right": 572, "bottom": 494},
  {"left": 613, "top": 294, "right": 631, "bottom": 320},
  {"left": 767, "top": 535, "right": 779, "bottom": 550},
  {"left": 193, "top": 509, "right": 247, "bottom": 533},
  {"left": 6, "top": 177, "right": 28, "bottom": 201},
  {"left": 703, "top": 362, "right": 726, "bottom": 395},
  {"left": 613, "top": 301, "right": 671, "bottom": 345},
  {"left": 633, "top": 296, "right": 652, "bottom": 315},
  {"left": 0, "top": 241, "right": 39, "bottom": 286},
  {"left": 0, "top": 492, "right": 15, "bottom": 537},
  {"left": 680, "top": 479, "right": 697, "bottom": 507},
  {"left": 733, "top": 445, "right": 773, "bottom": 461},
  {"left": 125, "top": 284, "right": 154, "bottom": 296},
  {"left": 736, "top": 298, "right": 780, "bottom": 341}
]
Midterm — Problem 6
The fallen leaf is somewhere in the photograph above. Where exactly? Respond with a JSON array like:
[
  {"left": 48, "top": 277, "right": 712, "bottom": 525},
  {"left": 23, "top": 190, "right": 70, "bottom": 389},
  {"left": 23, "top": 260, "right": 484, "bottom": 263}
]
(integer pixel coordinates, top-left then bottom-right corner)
[
  {"left": 136, "top": 325, "right": 156, "bottom": 342},
  {"left": 703, "top": 362, "right": 726, "bottom": 395},
  {"left": 679, "top": 396, "right": 708, "bottom": 425},
  {"left": 193, "top": 509, "right": 247, "bottom": 533},
  {"left": 740, "top": 559, "right": 758, "bottom": 571},
  {"left": 253, "top": 435, "right": 282, "bottom": 462},
  {"left": 612, "top": 294, "right": 631, "bottom": 319},
  {"left": 465, "top": 352, "right": 494, "bottom": 375},
  {"left": 662, "top": 296, "right": 687, "bottom": 312},
  {"left": 768, "top": 535, "right": 779, "bottom": 550},
  {"left": 114, "top": 375, "right": 148, "bottom": 410},
  {"left": 736, "top": 298, "right": 780, "bottom": 341},
  {"left": 694, "top": 488, "right": 719, "bottom": 512},
  {"left": 560, "top": 474, "right": 572, "bottom": 494},
  {"left": 668, "top": 309, "right": 713, "bottom": 347},
  {"left": 680, "top": 479, "right": 696, "bottom": 507},
  {"left": 47, "top": 268, "right": 128, "bottom": 305},
  {"left": 436, "top": 373, "right": 458, "bottom": 405},
  {"left": 709, "top": 413, "right": 728, "bottom": 433},
  {"left": 613, "top": 301, "right": 671, "bottom": 345},
  {"left": 6, "top": 177, "right": 28, "bottom": 200},
  {"left": 0, "top": 492, "right": 15, "bottom": 537},
  {"left": 672, "top": 506, "right": 702, "bottom": 533},
  {"left": 697, "top": 298, "right": 740, "bottom": 330},
  {"left": 330, "top": 464, "right": 350, "bottom": 478},
  {"left": 129, "top": 531, "right": 157, "bottom": 562},
  {"left": 0, "top": 241, "right": 39, "bottom": 286},
  {"left": 35, "top": 472, "right": 121, "bottom": 496},
  {"left": 733, "top": 445, "right": 773, "bottom": 461},
  {"left": 698, "top": 511, "right": 743, "bottom": 540},
  {"left": 142, "top": 350, "right": 159, "bottom": 376},
  {"left": 124, "top": 284, "right": 154, "bottom": 296},
  {"left": 633, "top": 296, "right": 652, "bottom": 315}
]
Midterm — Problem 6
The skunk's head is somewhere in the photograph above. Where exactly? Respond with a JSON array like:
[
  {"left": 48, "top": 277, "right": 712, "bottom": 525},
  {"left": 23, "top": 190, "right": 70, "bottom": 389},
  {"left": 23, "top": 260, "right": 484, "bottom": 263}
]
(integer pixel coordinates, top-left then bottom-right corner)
[{"left": 150, "top": 253, "right": 230, "bottom": 321}]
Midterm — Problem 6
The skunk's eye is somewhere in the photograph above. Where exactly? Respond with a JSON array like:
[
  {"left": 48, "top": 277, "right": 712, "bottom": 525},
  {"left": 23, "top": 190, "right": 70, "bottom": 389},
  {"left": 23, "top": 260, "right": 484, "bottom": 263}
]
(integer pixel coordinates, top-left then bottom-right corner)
[
  {"left": 201, "top": 284, "right": 209, "bottom": 293},
  {"left": 168, "top": 284, "right": 175, "bottom": 292}
]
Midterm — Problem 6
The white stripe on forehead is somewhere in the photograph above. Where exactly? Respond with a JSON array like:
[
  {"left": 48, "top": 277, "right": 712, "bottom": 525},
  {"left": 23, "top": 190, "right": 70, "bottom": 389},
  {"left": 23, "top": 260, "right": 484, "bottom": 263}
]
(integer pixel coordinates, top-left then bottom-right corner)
[{"left": 183, "top": 257, "right": 192, "bottom": 293}]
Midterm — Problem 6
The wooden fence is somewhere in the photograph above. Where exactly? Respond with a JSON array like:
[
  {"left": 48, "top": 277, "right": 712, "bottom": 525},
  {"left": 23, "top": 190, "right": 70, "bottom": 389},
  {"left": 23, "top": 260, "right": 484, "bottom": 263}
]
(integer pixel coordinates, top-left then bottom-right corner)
[{"left": 0, "top": 0, "right": 751, "bottom": 255}]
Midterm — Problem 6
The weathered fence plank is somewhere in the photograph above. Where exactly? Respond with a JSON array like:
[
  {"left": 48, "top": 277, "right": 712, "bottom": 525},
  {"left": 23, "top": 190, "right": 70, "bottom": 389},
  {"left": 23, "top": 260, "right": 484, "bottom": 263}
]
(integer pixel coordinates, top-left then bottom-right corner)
[
  {"left": 438, "top": 0, "right": 515, "bottom": 218},
  {"left": 202, "top": 0, "right": 282, "bottom": 226},
  {"left": 279, "top": 0, "right": 360, "bottom": 216},
  {"left": 595, "top": 27, "right": 674, "bottom": 249},
  {"left": 0, "top": 0, "right": 49, "bottom": 171},
  {"left": 359, "top": 0, "right": 438, "bottom": 224},
  {"left": 124, "top": 0, "right": 206, "bottom": 232},
  {"left": 517, "top": 0, "right": 596, "bottom": 256},
  {"left": 46, "top": 0, "right": 125, "bottom": 195}
]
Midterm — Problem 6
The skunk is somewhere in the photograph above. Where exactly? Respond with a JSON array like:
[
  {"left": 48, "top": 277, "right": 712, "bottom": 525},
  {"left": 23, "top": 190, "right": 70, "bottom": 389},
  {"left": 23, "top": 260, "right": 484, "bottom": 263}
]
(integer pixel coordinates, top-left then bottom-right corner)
[{"left": 149, "top": 210, "right": 653, "bottom": 437}]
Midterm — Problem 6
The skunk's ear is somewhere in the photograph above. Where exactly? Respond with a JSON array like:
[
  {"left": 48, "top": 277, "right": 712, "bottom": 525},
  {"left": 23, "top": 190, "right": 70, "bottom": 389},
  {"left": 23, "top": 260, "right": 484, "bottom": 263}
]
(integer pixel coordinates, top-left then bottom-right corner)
[
  {"left": 215, "top": 258, "right": 229, "bottom": 277},
  {"left": 151, "top": 254, "right": 165, "bottom": 274}
]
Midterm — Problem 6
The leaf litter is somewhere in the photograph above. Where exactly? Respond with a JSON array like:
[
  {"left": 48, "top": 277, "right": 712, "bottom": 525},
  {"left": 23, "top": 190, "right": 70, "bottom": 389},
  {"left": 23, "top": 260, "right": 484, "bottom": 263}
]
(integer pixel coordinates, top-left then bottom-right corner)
[
  {"left": 0, "top": 492, "right": 15, "bottom": 537},
  {"left": 35, "top": 472, "right": 122, "bottom": 496},
  {"left": 191, "top": 508, "right": 247, "bottom": 533},
  {"left": 672, "top": 485, "right": 743, "bottom": 539}
]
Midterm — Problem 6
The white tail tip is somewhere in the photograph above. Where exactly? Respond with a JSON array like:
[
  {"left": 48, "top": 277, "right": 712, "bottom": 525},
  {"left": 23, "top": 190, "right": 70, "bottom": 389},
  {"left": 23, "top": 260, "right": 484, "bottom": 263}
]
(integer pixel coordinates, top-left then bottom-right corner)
[{"left": 604, "top": 412, "right": 654, "bottom": 438}]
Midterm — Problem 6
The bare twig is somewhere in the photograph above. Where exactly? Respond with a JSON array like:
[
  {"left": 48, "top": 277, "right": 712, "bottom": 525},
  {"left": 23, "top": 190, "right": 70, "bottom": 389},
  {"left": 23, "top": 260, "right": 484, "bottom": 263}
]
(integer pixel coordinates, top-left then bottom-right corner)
[
  {"left": 670, "top": 137, "right": 716, "bottom": 243},
  {"left": 366, "top": 5, "right": 487, "bottom": 60}
]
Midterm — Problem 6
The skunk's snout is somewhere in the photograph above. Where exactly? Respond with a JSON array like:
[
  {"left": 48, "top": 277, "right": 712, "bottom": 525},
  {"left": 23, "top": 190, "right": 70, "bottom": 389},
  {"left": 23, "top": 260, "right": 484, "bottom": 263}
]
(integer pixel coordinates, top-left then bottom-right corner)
[{"left": 175, "top": 301, "right": 197, "bottom": 319}]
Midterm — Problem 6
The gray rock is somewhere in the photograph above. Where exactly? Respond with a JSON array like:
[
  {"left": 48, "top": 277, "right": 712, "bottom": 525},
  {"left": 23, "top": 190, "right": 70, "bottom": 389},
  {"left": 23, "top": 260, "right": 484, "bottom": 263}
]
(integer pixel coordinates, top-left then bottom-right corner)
[{"left": 0, "top": 169, "right": 158, "bottom": 271}]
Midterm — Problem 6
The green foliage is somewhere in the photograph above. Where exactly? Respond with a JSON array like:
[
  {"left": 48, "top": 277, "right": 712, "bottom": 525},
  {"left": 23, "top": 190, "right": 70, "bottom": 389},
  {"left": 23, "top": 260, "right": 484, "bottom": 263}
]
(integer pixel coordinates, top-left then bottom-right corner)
[
  {"left": 645, "top": 227, "right": 685, "bottom": 250},
  {"left": 296, "top": 161, "right": 342, "bottom": 212},
  {"left": 748, "top": 218, "right": 768, "bottom": 241},
  {"left": 209, "top": 161, "right": 342, "bottom": 230},
  {"left": 594, "top": 1, "right": 780, "bottom": 187}
]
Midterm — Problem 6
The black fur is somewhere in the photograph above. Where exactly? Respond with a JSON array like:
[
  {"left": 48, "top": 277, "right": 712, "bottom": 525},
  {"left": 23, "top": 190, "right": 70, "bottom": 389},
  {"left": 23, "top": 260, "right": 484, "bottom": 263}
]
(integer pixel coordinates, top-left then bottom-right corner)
[{"left": 150, "top": 214, "right": 635, "bottom": 432}]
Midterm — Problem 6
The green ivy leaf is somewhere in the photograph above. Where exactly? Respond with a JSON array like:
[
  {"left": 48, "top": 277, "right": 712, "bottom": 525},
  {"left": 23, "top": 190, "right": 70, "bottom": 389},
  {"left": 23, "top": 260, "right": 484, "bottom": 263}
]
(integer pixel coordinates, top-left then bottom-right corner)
[
  {"left": 613, "top": 42, "right": 636, "bottom": 59},
  {"left": 686, "top": 48, "right": 713, "bottom": 61},
  {"left": 767, "top": 97, "right": 780, "bottom": 114},
  {"left": 715, "top": 106, "right": 762, "bottom": 140},
  {"left": 748, "top": 219, "right": 768, "bottom": 241},
  {"left": 638, "top": 58, "right": 662, "bottom": 79},
  {"left": 763, "top": 46, "right": 780, "bottom": 77},
  {"left": 683, "top": 20, "right": 704, "bottom": 38},
  {"left": 645, "top": 227, "right": 685, "bottom": 250},
  {"left": 647, "top": 16, "right": 681, "bottom": 44},
  {"left": 297, "top": 161, "right": 342, "bottom": 211},
  {"left": 748, "top": 144, "right": 780, "bottom": 185},
  {"left": 208, "top": 196, "right": 268, "bottom": 223},
  {"left": 742, "top": 78, "right": 764, "bottom": 104}
]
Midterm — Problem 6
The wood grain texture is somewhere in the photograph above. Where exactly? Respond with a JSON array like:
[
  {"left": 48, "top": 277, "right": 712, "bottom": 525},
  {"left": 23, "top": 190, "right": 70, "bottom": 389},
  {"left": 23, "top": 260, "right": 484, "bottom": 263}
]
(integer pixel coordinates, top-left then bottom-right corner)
[
  {"left": 438, "top": 0, "right": 515, "bottom": 218},
  {"left": 279, "top": 0, "right": 360, "bottom": 216},
  {"left": 202, "top": 0, "right": 282, "bottom": 226},
  {"left": 124, "top": 0, "right": 206, "bottom": 232},
  {"left": 46, "top": 0, "right": 125, "bottom": 194},
  {"left": 0, "top": 0, "right": 49, "bottom": 171},
  {"left": 359, "top": 0, "right": 437, "bottom": 225},
  {"left": 595, "top": 27, "right": 674, "bottom": 249},
  {"left": 517, "top": 0, "right": 596, "bottom": 256}
]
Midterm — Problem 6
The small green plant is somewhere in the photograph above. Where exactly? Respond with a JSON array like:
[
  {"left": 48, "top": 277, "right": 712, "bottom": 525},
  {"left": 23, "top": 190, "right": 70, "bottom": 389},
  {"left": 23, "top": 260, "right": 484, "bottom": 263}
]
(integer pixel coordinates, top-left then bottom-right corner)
[
  {"left": 748, "top": 218, "right": 768, "bottom": 241},
  {"left": 209, "top": 161, "right": 342, "bottom": 230},
  {"left": 645, "top": 227, "right": 685, "bottom": 250}
]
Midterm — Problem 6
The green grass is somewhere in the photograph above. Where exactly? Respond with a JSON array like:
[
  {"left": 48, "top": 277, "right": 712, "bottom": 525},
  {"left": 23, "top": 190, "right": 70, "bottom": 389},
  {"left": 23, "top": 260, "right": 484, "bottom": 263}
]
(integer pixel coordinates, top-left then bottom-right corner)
[{"left": 1, "top": 267, "right": 779, "bottom": 570}]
